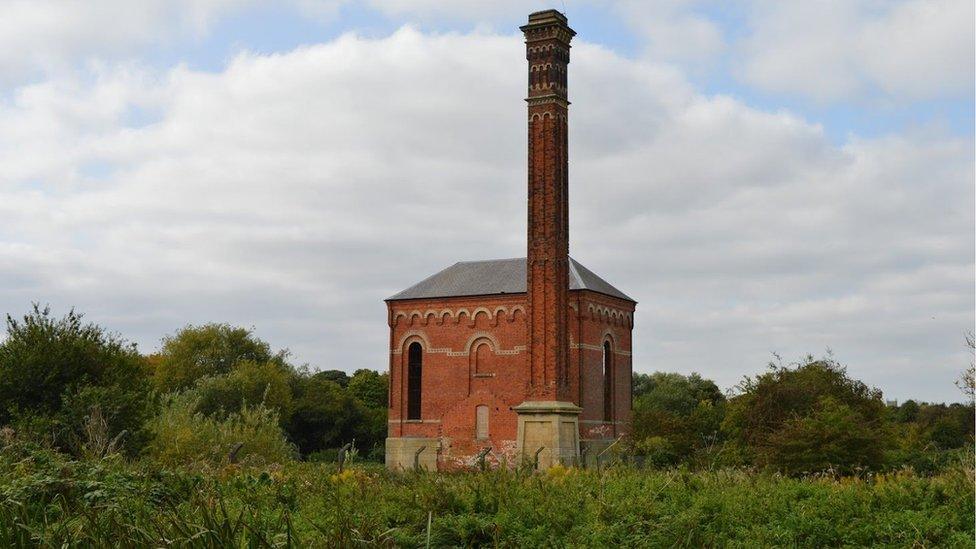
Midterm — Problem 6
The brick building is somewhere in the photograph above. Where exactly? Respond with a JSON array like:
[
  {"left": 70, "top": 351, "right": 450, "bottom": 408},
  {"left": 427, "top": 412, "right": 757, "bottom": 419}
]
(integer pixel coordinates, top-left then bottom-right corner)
[{"left": 385, "top": 10, "right": 635, "bottom": 470}]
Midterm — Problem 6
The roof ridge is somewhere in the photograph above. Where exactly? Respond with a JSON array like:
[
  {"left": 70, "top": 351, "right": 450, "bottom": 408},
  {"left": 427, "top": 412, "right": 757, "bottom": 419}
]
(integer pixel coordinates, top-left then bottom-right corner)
[
  {"left": 567, "top": 257, "right": 584, "bottom": 289},
  {"left": 455, "top": 257, "right": 523, "bottom": 264}
]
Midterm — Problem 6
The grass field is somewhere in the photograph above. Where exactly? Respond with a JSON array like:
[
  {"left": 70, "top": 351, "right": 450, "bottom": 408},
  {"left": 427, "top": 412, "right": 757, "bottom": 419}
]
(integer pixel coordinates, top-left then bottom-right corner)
[{"left": 1, "top": 443, "right": 973, "bottom": 548}]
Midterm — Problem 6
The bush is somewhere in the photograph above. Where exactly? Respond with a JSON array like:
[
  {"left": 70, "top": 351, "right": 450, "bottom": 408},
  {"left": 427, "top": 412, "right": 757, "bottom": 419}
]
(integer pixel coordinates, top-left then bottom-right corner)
[
  {"left": 348, "top": 368, "right": 388, "bottom": 409},
  {"left": 193, "top": 360, "right": 293, "bottom": 420},
  {"left": 723, "top": 355, "right": 888, "bottom": 474},
  {"left": 152, "top": 324, "right": 287, "bottom": 392},
  {"left": 630, "top": 372, "right": 725, "bottom": 466},
  {"left": 0, "top": 305, "right": 153, "bottom": 457},
  {"left": 762, "top": 396, "right": 885, "bottom": 474},
  {"left": 146, "top": 392, "right": 295, "bottom": 467},
  {"left": 285, "top": 374, "right": 387, "bottom": 457}
]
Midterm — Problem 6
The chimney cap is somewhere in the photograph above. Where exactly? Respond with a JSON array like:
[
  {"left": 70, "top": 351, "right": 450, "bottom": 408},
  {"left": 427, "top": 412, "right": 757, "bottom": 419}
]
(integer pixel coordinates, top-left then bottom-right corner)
[
  {"left": 521, "top": 9, "right": 575, "bottom": 36},
  {"left": 527, "top": 9, "right": 568, "bottom": 25}
]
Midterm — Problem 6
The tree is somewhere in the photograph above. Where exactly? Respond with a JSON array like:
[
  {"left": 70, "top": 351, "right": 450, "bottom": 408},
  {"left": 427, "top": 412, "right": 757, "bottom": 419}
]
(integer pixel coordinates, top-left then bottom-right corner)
[
  {"left": 894, "top": 399, "right": 920, "bottom": 423},
  {"left": 630, "top": 372, "right": 725, "bottom": 465},
  {"left": 194, "top": 360, "right": 293, "bottom": 421},
  {"left": 722, "top": 355, "right": 888, "bottom": 474},
  {"left": 763, "top": 396, "right": 885, "bottom": 475},
  {"left": 152, "top": 323, "right": 287, "bottom": 393},
  {"left": 285, "top": 376, "right": 368, "bottom": 456},
  {"left": 632, "top": 372, "right": 724, "bottom": 416},
  {"left": 0, "top": 305, "right": 153, "bottom": 456},
  {"left": 313, "top": 369, "right": 350, "bottom": 388},
  {"left": 348, "top": 369, "right": 388, "bottom": 409}
]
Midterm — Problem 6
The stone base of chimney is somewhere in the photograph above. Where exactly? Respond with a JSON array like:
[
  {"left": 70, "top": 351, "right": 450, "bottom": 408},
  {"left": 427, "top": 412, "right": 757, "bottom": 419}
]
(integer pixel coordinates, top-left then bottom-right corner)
[{"left": 513, "top": 400, "right": 582, "bottom": 469}]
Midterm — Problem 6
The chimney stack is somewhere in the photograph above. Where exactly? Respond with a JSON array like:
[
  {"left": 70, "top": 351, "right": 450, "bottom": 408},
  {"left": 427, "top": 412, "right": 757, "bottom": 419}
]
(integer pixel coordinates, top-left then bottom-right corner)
[
  {"left": 513, "top": 10, "right": 582, "bottom": 469},
  {"left": 521, "top": 9, "right": 575, "bottom": 399}
]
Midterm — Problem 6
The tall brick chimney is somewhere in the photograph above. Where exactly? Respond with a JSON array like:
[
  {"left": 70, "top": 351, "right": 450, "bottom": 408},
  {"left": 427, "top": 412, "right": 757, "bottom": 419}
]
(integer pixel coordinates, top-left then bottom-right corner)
[
  {"left": 522, "top": 8, "right": 574, "bottom": 399},
  {"left": 514, "top": 9, "right": 581, "bottom": 467}
]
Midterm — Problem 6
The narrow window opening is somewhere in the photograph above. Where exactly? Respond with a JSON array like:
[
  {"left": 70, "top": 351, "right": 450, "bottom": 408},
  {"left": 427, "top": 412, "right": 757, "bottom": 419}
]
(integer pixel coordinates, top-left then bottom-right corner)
[
  {"left": 407, "top": 342, "right": 422, "bottom": 420},
  {"left": 475, "top": 405, "right": 489, "bottom": 440},
  {"left": 603, "top": 341, "right": 613, "bottom": 423}
]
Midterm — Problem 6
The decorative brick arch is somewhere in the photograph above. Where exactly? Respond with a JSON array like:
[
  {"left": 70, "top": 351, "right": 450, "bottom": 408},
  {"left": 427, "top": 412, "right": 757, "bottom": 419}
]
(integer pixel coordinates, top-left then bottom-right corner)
[
  {"left": 463, "top": 332, "right": 500, "bottom": 354},
  {"left": 492, "top": 306, "right": 509, "bottom": 327},
  {"left": 470, "top": 307, "right": 492, "bottom": 327},
  {"left": 509, "top": 305, "right": 526, "bottom": 322},
  {"left": 407, "top": 310, "right": 423, "bottom": 326},
  {"left": 437, "top": 309, "right": 453, "bottom": 325},
  {"left": 395, "top": 330, "right": 431, "bottom": 353}
]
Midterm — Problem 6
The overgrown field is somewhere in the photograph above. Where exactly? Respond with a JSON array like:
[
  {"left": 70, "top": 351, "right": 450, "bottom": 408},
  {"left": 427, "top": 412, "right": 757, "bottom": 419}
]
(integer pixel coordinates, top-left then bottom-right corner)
[{"left": 2, "top": 443, "right": 972, "bottom": 548}]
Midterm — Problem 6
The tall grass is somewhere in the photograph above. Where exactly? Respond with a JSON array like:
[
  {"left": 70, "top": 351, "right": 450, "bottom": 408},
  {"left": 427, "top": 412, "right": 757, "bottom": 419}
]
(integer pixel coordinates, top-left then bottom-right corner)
[
  {"left": 145, "top": 392, "right": 296, "bottom": 468},
  {"left": 1, "top": 440, "right": 972, "bottom": 547}
]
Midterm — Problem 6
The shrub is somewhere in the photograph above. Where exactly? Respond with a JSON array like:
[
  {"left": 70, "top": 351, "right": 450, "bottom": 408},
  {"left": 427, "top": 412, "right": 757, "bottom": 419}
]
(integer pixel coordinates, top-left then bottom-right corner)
[
  {"left": 146, "top": 392, "right": 295, "bottom": 467},
  {"left": 0, "top": 305, "right": 153, "bottom": 457},
  {"left": 762, "top": 396, "right": 885, "bottom": 474},
  {"left": 723, "top": 355, "right": 888, "bottom": 474},
  {"left": 286, "top": 375, "right": 385, "bottom": 456}
]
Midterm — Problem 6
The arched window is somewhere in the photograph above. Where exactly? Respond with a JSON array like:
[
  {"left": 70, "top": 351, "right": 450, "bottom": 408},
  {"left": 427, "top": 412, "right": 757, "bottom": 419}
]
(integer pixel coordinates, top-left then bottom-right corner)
[
  {"left": 475, "top": 405, "right": 489, "bottom": 440},
  {"left": 407, "top": 342, "right": 422, "bottom": 420},
  {"left": 474, "top": 342, "right": 493, "bottom": 374},
  {"left": 603, "top": 340, "right": 613, "bottom": 422}
]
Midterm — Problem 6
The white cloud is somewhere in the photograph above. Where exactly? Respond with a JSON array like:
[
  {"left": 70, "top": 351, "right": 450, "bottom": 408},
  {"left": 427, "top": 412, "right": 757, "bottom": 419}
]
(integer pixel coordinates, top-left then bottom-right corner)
[
  {"left": 0, "top": 1, "right": 227, "bottom": 79},
  {"left": 612, "top": 0, "right": 726, "bottom": 64},
  {"left": 0, "top": 0, "right": 350, "bottom": 83},
  {"left": 737, "top": 0, "right": 975, "bottom": 101},
  {"left": 0, "top": 27, "right": 972, "bottom": 402},
  {"left": 366, "top": 0, "right": 550, "bottom": 20}
]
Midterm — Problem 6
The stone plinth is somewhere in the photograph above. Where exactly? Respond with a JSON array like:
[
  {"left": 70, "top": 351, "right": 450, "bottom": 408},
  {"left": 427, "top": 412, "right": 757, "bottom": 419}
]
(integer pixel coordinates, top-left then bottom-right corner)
[
  {"left": 514, "top": 401, "right": 581, "bottom": 468},
  {"left": 385, "top": 437, "right": 438, "bottom": 471}
]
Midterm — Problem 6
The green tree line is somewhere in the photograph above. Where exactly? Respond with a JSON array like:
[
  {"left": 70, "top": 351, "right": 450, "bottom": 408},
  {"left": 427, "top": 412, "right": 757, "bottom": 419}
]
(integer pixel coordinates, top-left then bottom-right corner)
[
  {"left": 630, "top": 355, "right": 974, "bottom": 475},
  {"left": 0, "top": 305, "right": 971, "bottom": 473},
  {"left": 0, "top": 305, "right": 387, "bottom": 466}
]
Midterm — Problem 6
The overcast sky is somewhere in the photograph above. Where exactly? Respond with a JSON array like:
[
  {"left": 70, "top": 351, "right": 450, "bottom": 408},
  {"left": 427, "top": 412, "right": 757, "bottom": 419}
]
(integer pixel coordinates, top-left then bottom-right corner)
[{"left": 1, "top": 0, "right": 973, "bottom": 402}]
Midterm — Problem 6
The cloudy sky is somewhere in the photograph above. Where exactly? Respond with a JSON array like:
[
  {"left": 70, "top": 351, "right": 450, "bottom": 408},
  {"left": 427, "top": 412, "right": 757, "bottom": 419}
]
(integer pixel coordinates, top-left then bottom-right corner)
[{"left": 1, "top": 0, "right": 973, "bottom": 402}]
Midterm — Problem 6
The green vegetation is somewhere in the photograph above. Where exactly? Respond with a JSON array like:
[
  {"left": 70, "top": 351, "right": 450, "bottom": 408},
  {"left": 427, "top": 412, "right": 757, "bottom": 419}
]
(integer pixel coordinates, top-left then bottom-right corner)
[
  {"left": 630, "top": 356, "right": 975, "bottom": 476},
  {"left": 0, "top": 439, "right": 971, "bottom": 547},
  {"left": 0, "top": 305, "right": 973, "bottom": 546},
  {"left": 0, "top": 305, "right": 154, "bottom": 457},
  {"left": 146, "top": 393, "right": 295, "bottom": 467}
]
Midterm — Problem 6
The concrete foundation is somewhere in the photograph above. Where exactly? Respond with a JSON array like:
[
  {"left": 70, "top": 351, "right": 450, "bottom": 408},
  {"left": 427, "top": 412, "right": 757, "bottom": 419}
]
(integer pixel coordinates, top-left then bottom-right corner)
[
  {"left": 385, "top": 437, "right": 439, "bottom": 471},
  {"left": 514, "top": 401, "right": 582, "bottom": 468}
]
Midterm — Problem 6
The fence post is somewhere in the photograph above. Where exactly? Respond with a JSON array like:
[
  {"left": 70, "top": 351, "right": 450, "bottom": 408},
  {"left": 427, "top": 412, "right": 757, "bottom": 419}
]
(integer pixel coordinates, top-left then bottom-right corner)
[
  {"left": 533, "top": 446, "right": 545, "bottom": 471},
  {"left": 414, "top": 445, "right": 427, "bottom": 471},
  {"left": 476, "top": 446, "right": 492, "bottom": 472}
]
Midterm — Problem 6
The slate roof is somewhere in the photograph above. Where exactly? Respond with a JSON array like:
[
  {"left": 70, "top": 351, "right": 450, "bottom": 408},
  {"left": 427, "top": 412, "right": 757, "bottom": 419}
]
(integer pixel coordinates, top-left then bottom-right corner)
[{"left": 387, "top": 257, "right": 634, "bottom": 302}]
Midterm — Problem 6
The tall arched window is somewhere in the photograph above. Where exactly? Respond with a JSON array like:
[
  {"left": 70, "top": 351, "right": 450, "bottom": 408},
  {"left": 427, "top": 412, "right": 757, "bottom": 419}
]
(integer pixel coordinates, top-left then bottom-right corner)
[
  {"left": 603, "top": 340, "right": 614, "bottom": 422},
  {"left": 407, "top": 342, "right": 422, "bottom": 420}
]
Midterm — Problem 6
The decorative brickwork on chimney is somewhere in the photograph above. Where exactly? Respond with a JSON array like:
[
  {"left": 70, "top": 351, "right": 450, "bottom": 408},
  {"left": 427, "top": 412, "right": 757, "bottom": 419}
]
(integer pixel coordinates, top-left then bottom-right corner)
[{"left": 522, "top": 9, "right": 575, "bottom": 401}]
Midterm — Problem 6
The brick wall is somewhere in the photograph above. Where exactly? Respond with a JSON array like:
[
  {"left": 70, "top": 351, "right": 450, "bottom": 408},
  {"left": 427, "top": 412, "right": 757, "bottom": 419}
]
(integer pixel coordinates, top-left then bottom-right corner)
[{"left": 387, "top": 289, "right": 634, "bottom": 468}]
